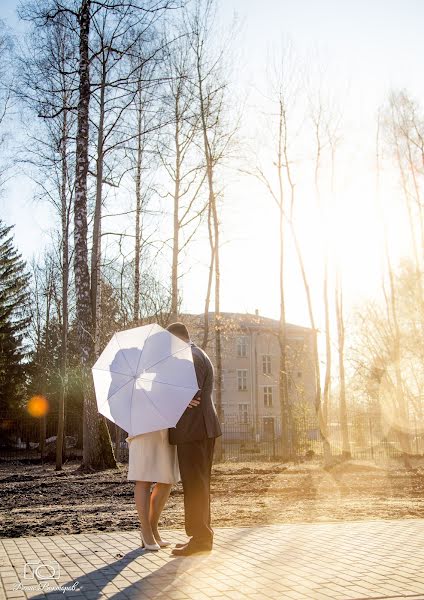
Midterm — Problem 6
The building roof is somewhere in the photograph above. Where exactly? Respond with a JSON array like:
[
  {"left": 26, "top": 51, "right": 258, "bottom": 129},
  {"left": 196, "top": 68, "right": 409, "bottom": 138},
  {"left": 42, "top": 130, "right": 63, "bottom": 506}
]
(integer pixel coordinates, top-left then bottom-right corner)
[{"left": 185, "top": 312, "right": 314, "bottom": 334}]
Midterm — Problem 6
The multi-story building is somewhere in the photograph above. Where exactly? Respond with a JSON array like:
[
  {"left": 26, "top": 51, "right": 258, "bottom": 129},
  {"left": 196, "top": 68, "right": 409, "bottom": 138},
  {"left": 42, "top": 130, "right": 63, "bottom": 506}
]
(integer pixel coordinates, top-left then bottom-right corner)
[{"left": 187, "top": 311, "right": 317, "bottom": 440}]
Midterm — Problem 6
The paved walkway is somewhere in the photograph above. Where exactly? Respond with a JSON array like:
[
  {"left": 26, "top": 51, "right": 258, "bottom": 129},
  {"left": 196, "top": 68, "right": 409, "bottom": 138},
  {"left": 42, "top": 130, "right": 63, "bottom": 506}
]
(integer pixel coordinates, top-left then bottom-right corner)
[{"left": 1, "top": 520, "right": 424, "bottom": 600}]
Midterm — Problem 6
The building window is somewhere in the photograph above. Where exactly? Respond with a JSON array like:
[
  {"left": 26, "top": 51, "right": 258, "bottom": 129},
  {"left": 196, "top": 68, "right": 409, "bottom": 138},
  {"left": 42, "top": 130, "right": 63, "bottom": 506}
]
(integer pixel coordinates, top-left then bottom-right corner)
[
  {"left": 239, "top": 403, "right": 248, "bottom": 423},
  {"left": 262, "top": 354, "right": 271, "bottom": 375},
  {"left": 237, "top": 336, "right": 247, "bottom": 357},
  {"left": 237, "top": 369, "right": 248, "bottom": 391},
  {"left": 264, "top": 386, "right": 273, "bottom": 407}
]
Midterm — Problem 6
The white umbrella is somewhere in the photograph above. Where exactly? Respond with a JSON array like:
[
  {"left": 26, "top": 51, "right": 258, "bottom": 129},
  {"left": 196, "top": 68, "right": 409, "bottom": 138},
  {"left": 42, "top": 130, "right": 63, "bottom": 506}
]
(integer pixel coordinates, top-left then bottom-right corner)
[{"left": 92, "top": 323, "right": 199, "bottom": 436}]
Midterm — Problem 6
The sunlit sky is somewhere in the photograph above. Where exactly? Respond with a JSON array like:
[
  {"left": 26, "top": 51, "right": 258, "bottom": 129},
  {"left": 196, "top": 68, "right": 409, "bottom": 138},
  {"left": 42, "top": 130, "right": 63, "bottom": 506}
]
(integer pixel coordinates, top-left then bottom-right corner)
[{"left": 1, "top": 0, "right": 423, "bottom": 336}]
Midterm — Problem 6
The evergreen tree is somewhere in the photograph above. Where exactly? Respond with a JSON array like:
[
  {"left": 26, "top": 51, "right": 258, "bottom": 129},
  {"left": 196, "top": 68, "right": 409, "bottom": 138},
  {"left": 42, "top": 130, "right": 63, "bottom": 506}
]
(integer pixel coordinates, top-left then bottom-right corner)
[{"left": 0, "top": 220, "right": 31, "bottom": 411}]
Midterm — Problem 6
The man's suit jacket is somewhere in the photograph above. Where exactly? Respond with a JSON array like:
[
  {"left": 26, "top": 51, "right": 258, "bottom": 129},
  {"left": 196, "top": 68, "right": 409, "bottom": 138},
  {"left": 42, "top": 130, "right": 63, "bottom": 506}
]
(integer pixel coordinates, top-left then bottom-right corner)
[{"left": 169, "top": 343, "right": 222, "bottom": 444}]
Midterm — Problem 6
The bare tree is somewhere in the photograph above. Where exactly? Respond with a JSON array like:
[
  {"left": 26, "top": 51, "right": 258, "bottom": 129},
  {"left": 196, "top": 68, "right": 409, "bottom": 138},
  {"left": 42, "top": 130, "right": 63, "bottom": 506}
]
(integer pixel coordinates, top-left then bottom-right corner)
[
  {"left": 249, "top": 48, "right": 346, "bottom": 462},
  {"left": 27, "top": 252, "right": 62, "bottom": 458},
  {"left": 89, "top": 8, "right": 176, "bottom": 335},
  {"left": 250, "top": 46, "right": 300, "bottom": 459},
  {"left": 20, "top": 0, "right": 178, "bottom": 471},
  {"left": 18, "top": 12, "right": 78, "bottom": 469},
  {"left": 131, "top": 60, "right": 151, "bottom": 325},
  {"left": 335, "top": 271, "right": 351, "bottom": 459},
  {"left": 386, "top": 91, "right": 424, "bottom": 263},
  {"left": 350, "top": 259, "right": 424, "bottom": 462},
  {"left": 126, "top": 37, "right": 163, "bottom": 324},
  {"left": 88, "top": 7, "right": 160, "bottom": 344},
  {"left": 310, "top": 90, "right": 332, "bottom": 461},
  {"left": 21, "top": 0, "right": 117, "bottom": 470},
  {"left": 187, "top": 0, "right": 238, "bottom": 453},
  {"left": 383, "top": 91, "right": 424, "bottom": 330},
  {"left": 308, "top": 80, "right": 343, "bottom": 463},
  {"left": 0, "top": 20, "right": 14, "bottom": 191},
  {"left": 72, "top": 0, "right": 114, "bottom": 470},
  {"left": 376, "top": 110, "right": 412, "bottom": 467},
  {"left": 160, "top": 30, "right": 206, "bottom": 321},
  {"left": 103, "top": 255, "right": 173, "bottom": 326}
]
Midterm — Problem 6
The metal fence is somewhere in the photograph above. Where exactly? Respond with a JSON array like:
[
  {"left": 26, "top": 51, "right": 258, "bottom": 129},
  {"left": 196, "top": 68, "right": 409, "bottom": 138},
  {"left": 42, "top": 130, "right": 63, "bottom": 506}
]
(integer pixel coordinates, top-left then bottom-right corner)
[
  {"left": 1, "top": 410, "right": 423, "bottom": 463},
  {"left": 218, "top": 418, "right": 424, "bottom": 461},
  {"left": 0, "top": 411, "right": 83, "bottom": 462}
]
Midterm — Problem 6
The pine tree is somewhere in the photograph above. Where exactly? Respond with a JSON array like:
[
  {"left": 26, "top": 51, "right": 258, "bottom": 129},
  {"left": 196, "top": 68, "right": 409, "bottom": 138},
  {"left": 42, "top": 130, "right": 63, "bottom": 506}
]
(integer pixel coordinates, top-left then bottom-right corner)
[{"left": 0, "top": 220, "right": 31, "bottom": 411}]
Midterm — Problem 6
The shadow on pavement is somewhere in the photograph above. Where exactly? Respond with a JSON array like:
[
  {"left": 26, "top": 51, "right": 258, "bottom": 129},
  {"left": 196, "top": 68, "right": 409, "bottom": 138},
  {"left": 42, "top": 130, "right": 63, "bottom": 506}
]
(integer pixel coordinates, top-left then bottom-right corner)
[{"left": 26, "top": 527, "right": 257, "bottom": 599}]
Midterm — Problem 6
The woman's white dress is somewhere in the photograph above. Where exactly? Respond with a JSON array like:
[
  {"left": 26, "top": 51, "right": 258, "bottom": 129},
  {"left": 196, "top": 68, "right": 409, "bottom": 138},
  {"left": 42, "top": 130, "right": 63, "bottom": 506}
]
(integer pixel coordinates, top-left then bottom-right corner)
[{"left": 126, "top": 429, "right": 180, "bottom": 484}]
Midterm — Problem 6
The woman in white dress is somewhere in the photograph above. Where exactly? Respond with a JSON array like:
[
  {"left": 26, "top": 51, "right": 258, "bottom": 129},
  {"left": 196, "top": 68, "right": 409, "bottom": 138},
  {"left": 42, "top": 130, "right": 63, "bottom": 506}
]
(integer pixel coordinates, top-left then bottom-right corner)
[{"left": 126, "top": 396, "right": 199, "bottom": 551}]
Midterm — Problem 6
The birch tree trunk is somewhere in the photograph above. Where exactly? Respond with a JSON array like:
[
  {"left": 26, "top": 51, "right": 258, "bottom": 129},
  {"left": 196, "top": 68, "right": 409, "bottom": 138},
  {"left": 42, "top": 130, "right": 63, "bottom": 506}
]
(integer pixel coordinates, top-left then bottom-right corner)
[
  {"left": 133, "top": 80, "right": 143, "bottom": 324},
  {"left": 56, "top": 106, "right": 69, "bottom": 471},
  {"left": 335, "top": 273, "right": 351, "bottom": 459},
  {"left": 201, "top": 202, "right": 214, "bottom": 350},
  {"left": 74, "top": 0, "right": 115, "bottom": 471},
  {"left": 171, "top": 92, "right": 181, "bottom": 321},
  {"left": 311, "top": 96, "right": 333, "bottom": 465},
  {"left": 40, "top": 276, "right": 53, "bottom": 463},
  {"left": 387, "top": 262, "right": 412, "bottom": 468},
  {"left": 91, "top": 60, "right": 105, "bottom": 355},
  {"left": 273, "top": 79, "right": 324, "bottom": 460},
  {"left": 196, "top": 52, "right": 223, "bottom": 459},
  {"left": 202, "top": 140, "right": 223, "bottom": 460},
  {"left": 165, "top": 41, "right": 205, "bottom": 324},
  {"left": 211, "top": 188, "right": 222, "bottom": 428},
  {"left": 276, "top": 100, "right": 291, "bottom": 460},
  {"left": 193, "top": 12, "right": 224, "bottom": 456},
  {"left": 321, "top": 261, "right": 332, "bottom": 463}
]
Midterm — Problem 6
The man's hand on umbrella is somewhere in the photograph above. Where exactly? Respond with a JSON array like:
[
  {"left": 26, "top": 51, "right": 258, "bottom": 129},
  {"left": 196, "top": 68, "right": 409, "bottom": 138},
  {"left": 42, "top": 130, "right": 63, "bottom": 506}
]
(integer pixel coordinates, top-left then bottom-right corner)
[{"left": 188, "top": 395, "right": 201, "bottom": 409}]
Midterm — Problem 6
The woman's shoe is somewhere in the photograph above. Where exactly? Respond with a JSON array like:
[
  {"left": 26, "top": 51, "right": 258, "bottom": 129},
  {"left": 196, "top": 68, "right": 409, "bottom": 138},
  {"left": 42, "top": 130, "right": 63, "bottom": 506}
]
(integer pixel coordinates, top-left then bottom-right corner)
[
  {"left": 152, "top": 527, "right": 171, "bottom": 547},
  {"left": 140, "top": 533, "right": 160, "bottom": 551},
  {"left": 155, "top": 538, "right": 171, "bottom": 548}
]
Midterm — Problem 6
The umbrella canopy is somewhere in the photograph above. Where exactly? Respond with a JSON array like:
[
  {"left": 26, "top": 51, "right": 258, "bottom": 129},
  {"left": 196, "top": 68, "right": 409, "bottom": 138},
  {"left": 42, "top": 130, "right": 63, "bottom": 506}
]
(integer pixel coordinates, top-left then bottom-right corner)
[{"left": 92, "top": 323, "right": 199, "bottom": 437}]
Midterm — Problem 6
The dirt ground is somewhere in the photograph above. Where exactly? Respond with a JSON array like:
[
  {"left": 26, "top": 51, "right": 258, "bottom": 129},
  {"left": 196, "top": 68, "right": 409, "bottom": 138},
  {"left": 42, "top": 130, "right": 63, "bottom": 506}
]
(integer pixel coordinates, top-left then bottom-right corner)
[{"left": 1, "top": 458, "right": 424, "bottom": 538}]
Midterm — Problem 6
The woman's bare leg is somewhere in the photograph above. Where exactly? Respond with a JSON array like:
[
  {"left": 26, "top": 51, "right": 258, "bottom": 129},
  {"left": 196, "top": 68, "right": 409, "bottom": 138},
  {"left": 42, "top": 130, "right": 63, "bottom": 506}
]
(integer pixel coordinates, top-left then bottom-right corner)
[
  {"left": 134, "top": 481, "right": 156, "bottom": 545},
  {"left": 150, "top": 483, "right": 172, "bottom": 543}
]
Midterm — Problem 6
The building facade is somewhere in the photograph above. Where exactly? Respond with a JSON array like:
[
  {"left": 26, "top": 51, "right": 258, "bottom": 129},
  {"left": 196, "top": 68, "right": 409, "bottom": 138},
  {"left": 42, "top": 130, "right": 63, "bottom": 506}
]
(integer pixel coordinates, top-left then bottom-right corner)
[{"left": 188, "top": 312, "right": 317, "bottom": 440}]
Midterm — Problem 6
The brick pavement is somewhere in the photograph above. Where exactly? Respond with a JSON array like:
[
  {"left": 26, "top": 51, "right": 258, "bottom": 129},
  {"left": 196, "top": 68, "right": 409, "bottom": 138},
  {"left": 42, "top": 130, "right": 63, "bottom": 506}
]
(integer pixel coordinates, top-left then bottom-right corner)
[{"left": 1, "top": 519, "right": 424, "bottom": 600}]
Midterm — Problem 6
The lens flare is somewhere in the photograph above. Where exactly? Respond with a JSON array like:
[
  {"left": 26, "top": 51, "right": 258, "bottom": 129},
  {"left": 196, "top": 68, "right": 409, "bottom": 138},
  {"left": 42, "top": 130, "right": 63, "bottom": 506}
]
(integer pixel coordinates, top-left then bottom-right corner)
[
  {"left": 375, "top": 355, "right": 424, "bottom": 454},
  {"left": 27, "top": 395, "right": 49, "bottom": 418}
]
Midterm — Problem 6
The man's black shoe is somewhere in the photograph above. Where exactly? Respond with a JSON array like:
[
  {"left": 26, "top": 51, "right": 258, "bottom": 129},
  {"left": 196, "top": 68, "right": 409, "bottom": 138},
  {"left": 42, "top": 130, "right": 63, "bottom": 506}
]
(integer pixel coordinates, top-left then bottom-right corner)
[
  {"left": 174, "top": 537, "right": 212, "bottom": 549},
  {"left": 171, "top": 542, "right": 212, "bottom": 556}
]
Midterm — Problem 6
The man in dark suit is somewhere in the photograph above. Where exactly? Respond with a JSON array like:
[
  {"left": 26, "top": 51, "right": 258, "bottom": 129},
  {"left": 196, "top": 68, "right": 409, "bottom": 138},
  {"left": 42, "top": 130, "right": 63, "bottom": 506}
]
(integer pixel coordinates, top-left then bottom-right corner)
[{"left": 167, "top": 322, "right": 222, "bottom": 556}]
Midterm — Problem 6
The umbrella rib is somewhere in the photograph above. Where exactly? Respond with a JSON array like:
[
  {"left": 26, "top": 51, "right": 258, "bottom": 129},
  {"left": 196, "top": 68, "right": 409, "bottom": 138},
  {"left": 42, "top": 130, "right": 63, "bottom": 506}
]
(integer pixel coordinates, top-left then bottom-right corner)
[
  {"left": 136, "top": 387, "right": 171, "bottom": 428},
  {"left": 129, "top": 322, "right": 158, "bottom": 434},
  {"left": 97, "top": 377, "right": 134, "bottom": 409},
  {"left": 142, "top": 390, "right": 176, "bottom": 423},
  {"left": 129, "top": 361, "right": 136, "bottom": 436},
  {"left": 92, "top": 366, "right": 133, "bottom": 378},
  {"left": 142, "top": 344, "right": 191, "bottom": 372},
  {"left": 134, "top": 322, "right": 156, "bottom": 376},
  {"left": 136, "top": 377, "right": 198, "bottom": 391}
]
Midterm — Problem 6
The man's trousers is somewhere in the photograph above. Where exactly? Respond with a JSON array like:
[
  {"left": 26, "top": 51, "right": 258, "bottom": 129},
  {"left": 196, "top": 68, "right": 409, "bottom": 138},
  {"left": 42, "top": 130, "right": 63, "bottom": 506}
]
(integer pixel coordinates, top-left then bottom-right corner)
[{"left": 177, "top": 437, "right": 216, "bottom": 545}]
